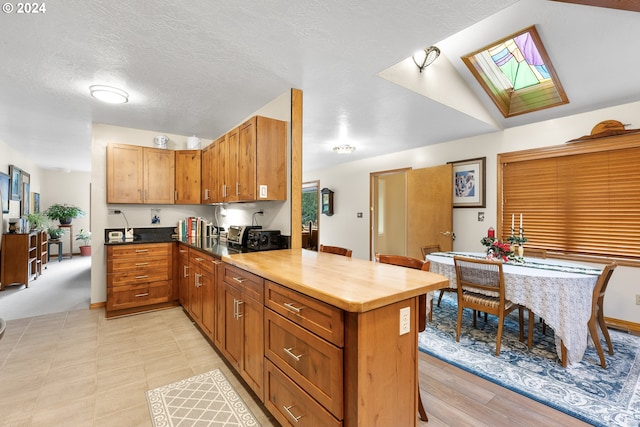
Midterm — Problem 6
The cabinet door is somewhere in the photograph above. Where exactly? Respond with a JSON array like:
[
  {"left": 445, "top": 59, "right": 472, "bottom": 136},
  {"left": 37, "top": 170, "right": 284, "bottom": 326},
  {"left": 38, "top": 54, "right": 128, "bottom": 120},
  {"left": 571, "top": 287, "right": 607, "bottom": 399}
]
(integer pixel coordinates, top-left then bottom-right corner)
[
  {"left": 178, "top": 247, "right": 189, "bottom": 307},
  {"left": 241, "top": 294, "right": 264, "bottom": 398},
  {"left": 188, "top": 262, "right": 203, "bottom": 324},
  {"left": 107, "top": 143, "right": 143, "bottom": 203},
  {"left": 237, "top": 118, "right": 257, "bottom": 201},
  {"left": 201, "top": 143, "right": 213, "bottom": 203},
  {"left": 224, "top": 127, "right": 239, "bottom": 202},
  {"left": 144, "top": 147, "right": 175, "bottom": 204},
  {"left": 175, "top": 150, "right": 201, "bottom": 204},
  {"left": 200, "top": 259, "right": 219, "bottom": 340},
  {"left": 223, "top": 283, "right": 242, "bottom": 369},
  {"left": 256, "top": 116, "right": 287, "bottom": 201}
]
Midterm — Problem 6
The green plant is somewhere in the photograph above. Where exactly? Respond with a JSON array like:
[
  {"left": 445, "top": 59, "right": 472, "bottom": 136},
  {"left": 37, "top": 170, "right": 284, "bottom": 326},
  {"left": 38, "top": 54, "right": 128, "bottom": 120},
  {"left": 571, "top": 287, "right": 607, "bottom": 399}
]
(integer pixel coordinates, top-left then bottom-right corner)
[
  {"left": 25, "top": 212, "right": 49, "bottom": 230},
  {"left": 47, "top": 227, "right": 66, "bottom": 240},
  {"left": 45, "top": 203, "right": 86, "bottom": 222},
  {"left": 75, "top": 229, "right": 91, "bottom": 246}
]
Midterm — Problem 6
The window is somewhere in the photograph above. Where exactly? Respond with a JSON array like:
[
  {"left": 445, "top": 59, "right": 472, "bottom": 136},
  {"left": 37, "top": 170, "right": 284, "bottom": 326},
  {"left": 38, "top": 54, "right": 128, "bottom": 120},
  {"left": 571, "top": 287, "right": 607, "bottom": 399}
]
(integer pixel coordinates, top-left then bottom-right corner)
[
  {"left": 498, "top": 133, "right": 640, "bottom": 265},
  {"left": 462, "top": 26, "right": 568, "bottom": 118}
]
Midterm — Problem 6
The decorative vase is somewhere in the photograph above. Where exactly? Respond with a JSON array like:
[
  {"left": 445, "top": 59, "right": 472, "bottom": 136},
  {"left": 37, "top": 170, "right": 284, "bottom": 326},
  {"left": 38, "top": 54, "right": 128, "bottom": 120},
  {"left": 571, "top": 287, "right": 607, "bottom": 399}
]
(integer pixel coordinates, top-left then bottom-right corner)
[
  {"left": 79, "top": 245, "right": 91, "bottom": 256},
  {"left": 518, "top": 245, "right": 524, "bottom": 257},
  {"left": 60, "top": 218, "right": 72, "bottom": 225}
]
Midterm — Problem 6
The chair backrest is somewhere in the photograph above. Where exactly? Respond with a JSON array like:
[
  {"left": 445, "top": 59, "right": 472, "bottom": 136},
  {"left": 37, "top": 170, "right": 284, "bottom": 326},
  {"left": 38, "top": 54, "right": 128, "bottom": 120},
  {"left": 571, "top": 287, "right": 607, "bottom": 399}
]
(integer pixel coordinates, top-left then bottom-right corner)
[
  {"left": 319, "top": 244, "right": 352, "bottom": 257},
  {"left": 525, "top": 248, "right": 547, "bottom": 258},
  {"left": 376, "top": 254, "right": 430, "bottom": 332},
  {"left": 420, "top": 244, "right": 441, "bottom": 258},
  {"left": 592, "top": 262, "right": 617, "bottom": 307},
  {"left": 454, "top": 256, "right": 505, "bottom": 298}
]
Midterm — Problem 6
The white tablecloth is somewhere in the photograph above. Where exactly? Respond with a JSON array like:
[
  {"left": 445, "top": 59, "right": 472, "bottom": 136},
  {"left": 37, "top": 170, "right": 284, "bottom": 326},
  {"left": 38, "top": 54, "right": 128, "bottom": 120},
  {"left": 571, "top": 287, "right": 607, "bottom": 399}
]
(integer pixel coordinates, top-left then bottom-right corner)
[{"left": 426, "top": 252, "right": 601, "bottom": 365}]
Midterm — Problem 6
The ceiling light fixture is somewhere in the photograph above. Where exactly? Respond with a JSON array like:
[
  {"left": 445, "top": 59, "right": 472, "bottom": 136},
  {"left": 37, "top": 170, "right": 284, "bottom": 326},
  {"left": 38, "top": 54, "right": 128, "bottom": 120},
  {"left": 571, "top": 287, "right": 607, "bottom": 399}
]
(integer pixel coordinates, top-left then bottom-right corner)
[
  {"left": 412, "top": 46, "right": 440, "bottom": 72},
  {"left": 333, "top": 144, "right": 356, "bottom": 154},
  {"left": 89, "top": 85, "right": 129, "bottom": 104}
]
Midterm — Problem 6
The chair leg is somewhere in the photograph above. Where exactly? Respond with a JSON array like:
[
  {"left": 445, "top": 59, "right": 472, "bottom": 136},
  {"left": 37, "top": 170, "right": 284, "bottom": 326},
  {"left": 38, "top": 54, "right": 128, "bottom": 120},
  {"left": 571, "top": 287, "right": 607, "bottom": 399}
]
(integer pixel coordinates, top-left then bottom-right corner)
[
  {"left": 428, "top": 298, "right": 433, "bottom": 323},
  {"left": 528, "top": 309, "right": 534, "bottom": 348},
  {"left": 472, "top": 310, "right": 477, "bottom": 328},
  {"left": 588, "top": 317, "right": 607, "bottom": 368},
  {"left": 518, "top": 307, "right": 525, "bottom": 342},
  {"left": 418, "top": 389, "right": 428, "bottom": 421},
  {"left": 437, "top": 289, "right": 445, "bottom": 307},
  {"left": 596, "top": 299, "right": 614, "bottom": 355},
  {"left": 456, "top": 306, "right": 463, "bottom": 342},
  {"left": 495, "top": 316, "right": 505, "bottom": 356}
]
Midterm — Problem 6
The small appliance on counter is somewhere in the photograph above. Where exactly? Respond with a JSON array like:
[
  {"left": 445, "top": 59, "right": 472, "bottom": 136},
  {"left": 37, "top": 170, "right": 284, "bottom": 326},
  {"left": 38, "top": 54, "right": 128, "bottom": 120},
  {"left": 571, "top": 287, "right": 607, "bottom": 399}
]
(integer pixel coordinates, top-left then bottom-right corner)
[
  {"left": 246, "top": 229, "right": 281, "bottom": 251},
  {"left": 227, "top": 225, "right": 262, "bottom": 249}
]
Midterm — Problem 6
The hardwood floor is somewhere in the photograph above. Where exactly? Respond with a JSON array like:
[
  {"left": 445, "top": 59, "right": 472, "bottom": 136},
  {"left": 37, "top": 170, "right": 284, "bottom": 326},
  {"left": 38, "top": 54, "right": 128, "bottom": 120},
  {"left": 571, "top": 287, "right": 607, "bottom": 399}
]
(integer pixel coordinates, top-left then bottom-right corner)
[{"left": 418, "top": 351, "right": 591, "bottom": 427}]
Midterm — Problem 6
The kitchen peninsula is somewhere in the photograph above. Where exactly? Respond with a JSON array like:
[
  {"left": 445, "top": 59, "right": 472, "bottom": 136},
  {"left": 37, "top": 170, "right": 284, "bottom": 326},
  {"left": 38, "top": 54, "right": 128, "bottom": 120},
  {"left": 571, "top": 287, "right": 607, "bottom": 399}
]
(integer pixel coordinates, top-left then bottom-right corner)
[{"left": 222, "top": 249, "right": 449, "bottom": 427}]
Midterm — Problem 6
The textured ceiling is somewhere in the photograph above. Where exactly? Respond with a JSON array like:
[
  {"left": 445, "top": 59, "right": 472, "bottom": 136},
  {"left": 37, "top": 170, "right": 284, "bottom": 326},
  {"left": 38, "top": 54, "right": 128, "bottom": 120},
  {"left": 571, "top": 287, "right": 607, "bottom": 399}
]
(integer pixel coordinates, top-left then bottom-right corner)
[{"left": 1, "top": 0, "right": 639, "bottom": 173}]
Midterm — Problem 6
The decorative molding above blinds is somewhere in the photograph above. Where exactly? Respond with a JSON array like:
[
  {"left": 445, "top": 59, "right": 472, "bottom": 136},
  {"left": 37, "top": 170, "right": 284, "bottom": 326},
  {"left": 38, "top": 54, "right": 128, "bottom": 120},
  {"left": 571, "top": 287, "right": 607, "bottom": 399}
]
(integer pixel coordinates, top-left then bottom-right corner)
[{"left": 498, "top": 133, "right": 640, "bottom": 261}]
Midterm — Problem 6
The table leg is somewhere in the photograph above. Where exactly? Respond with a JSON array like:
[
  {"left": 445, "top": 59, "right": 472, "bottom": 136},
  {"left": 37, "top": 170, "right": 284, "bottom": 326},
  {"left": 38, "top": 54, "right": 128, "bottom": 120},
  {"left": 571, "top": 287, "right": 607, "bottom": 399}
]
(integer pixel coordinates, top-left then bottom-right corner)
[{"left": 561, "top": 341, "right": 567, "bottom": 367}]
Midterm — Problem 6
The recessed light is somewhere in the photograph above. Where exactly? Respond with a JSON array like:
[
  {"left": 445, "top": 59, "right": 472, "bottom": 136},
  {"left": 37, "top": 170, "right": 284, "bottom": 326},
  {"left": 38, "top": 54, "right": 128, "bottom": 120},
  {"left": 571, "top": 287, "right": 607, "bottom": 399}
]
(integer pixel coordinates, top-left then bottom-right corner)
[{"left": 89, "top": 85, "right": 129, "bottom": 104}]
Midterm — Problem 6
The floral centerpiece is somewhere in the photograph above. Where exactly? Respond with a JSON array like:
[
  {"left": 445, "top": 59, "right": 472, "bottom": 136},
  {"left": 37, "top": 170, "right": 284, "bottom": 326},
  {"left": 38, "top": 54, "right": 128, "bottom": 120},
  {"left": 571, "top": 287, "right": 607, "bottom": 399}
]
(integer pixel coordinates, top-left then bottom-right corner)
[{"left": 481, "top": 236, "right": 514, "bottom": 261}]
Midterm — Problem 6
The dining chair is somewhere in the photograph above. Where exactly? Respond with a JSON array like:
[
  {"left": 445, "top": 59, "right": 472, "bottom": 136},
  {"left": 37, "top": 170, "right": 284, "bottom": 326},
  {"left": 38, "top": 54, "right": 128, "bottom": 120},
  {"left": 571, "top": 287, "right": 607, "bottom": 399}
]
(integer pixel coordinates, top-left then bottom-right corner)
[
  {"left": 376, "top": 253, "right": 430, "bottom": 422},
  {"left": 588, "top": 262, "right": 617, "bottom": 368},
  {"left": 319, "top": 244, "right": 352, "bottom": 257},
  {"left": 422, "top": 244, "right": 457, "bottom": 310},
  {"left": 525, "top": 248, "right": 547, "bottom": 259},
  {"left": 453, "top": 256, "right": 525, "bottom": 356}
]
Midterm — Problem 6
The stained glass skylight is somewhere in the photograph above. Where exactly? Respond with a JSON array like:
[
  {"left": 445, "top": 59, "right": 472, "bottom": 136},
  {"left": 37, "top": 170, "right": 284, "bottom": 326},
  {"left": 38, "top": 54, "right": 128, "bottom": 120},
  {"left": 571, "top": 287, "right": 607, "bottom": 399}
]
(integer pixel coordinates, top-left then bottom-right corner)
[{"left": 462, "top": 26, "right": 568, "bottom": 118}]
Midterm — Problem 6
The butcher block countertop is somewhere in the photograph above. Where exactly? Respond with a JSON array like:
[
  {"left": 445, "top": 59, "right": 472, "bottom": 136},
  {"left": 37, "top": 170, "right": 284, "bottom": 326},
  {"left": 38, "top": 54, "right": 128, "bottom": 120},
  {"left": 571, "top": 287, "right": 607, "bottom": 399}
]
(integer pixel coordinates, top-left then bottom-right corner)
[{"left": 222, "top": 248, "right": 449, "bottom": 313}]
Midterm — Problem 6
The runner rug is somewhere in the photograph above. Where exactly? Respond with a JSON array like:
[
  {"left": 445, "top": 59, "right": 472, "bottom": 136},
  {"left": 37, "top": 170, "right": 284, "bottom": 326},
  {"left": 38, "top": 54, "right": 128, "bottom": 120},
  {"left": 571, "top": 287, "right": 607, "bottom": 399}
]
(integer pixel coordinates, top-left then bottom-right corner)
[
  {"left": 146, "top": 369, "right": 261, "bottom": 427},
  {"left": 419, "top": 294, "right": 640, "bottom": 427}
]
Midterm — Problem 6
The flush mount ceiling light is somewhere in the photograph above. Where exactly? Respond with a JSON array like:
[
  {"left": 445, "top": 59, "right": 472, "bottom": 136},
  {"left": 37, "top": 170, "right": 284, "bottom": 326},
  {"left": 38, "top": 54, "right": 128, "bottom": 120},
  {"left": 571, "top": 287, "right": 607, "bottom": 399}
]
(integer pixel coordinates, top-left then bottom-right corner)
[
  {"left": 89, "top": 85, "right": 129, "bottom": 104},
  {"left": 333, "top": 144, "right": 356, "bottom": 154},
  {"left": 412, "top": 46, "right": 440, "bottom": 72}
]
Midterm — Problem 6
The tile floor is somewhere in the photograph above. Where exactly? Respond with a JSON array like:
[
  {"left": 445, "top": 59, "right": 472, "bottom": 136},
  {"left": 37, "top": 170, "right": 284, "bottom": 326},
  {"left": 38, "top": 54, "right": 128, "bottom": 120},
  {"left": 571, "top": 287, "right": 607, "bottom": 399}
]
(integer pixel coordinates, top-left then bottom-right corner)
[{"left": 0, "top": 307, "right": 277, "bottom": 427}]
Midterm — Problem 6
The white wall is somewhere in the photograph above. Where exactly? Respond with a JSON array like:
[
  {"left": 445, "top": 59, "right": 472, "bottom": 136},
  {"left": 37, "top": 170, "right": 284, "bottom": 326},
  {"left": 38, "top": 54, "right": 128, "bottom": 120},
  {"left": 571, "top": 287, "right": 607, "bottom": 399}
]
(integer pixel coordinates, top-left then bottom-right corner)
[
  {"left": 90, "top": 91, "right": 293, "bottom": 305},
  {"left": 303, "top": 100, "right": 640, "bottom": 324}
]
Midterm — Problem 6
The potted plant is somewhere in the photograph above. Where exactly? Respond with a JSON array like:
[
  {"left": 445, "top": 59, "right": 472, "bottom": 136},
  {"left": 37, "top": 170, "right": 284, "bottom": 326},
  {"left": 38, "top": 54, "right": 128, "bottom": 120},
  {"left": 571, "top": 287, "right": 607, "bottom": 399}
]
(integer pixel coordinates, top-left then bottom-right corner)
[
  {"left": 45, "top": 203, "right": 86, "bottom": 225},
  {"left": 75, "top": 229, "right": 91, "bottom": 256},
  {"left": 25, "top": 212, "right": 49, "bottom": 230},
  {"left": 47, "top": 226, "right": 66, "bottom": 241}
]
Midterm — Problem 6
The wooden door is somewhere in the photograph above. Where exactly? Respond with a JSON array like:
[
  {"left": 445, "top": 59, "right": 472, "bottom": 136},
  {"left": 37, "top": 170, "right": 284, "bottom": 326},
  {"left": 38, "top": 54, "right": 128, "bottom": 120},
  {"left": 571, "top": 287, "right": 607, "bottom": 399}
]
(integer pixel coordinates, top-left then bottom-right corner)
[
  {"left": 188, "top": 261, "right": 202, "bottom": 324},
  {"left": 223, "top": 282, "right": 242, "bottom": 369},
  {"left": 224, "top": 128, "right": 238, "bottom": 202},
  {"left": 106, "top": 143, "right": 143, "bottom": 203},
  {"left": 407, "top": 164, "right": 453, "bottom": 259},
  {"left": 175, "top": 150, "right": 201, "bottom": 204},
  {"left": 237, "top": 118, "right": 257, "bottom": 201},
  {"left": 256, "top": 116, "right": 287, "bottom": 201},
  {"left": 177, "top": 246, "right": 189, "bottom": 307},
  {"left": 241, "top": 293, "right": 264, "bottom": 397},
  {"left": 143, "top": 147, "right": 175, "bottom": 204},
  {"left": 201, "top": 260, "right": 218, "bottom": 340},
  {"left": 201, "top": 140, "right": 218, "bottom": 203}
]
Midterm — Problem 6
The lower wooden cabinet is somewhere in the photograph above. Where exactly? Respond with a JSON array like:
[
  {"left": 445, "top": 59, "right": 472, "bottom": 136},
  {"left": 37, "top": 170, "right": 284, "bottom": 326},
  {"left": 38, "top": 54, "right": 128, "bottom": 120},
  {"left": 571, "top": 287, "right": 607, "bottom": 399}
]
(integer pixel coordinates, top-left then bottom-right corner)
[
  {"left": 106, "top": 243, "right": 174, "bottom": 317},
  {"left": 187, "top": 248, "right": 219, "bottom": 340}
]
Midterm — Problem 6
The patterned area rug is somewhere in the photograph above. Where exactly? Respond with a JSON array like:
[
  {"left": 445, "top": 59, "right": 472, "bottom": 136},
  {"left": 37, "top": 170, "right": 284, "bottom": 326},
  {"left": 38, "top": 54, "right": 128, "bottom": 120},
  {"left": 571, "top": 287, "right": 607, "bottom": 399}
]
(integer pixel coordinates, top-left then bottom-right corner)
[
  {"left": 419, "top": 294, "right": 640, "bottom": 427},
  {"left": 146, "top": 369, "right": 261, "bottom": 427}
]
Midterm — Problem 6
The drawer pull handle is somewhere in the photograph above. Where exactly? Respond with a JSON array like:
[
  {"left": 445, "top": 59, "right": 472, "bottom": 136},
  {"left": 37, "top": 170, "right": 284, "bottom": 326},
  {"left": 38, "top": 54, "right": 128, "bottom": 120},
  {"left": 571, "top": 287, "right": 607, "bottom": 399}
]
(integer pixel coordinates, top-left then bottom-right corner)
[
  {"left": 284, "top": 347, "right": 303, "bottom": 362},
  {"left": 212, "top": 260, "right": 222, "bottom": 265},
  {"left": 135, "top": 249, "right": 149, "bottom": 253},
  {"left": 195, "top": 273, "right": 202, "bottom": 287},
  {"left": 135, "top": 262, "right": 148, "bottom": 266},
  {"left": 232, "top": 277, "right": 246, "bottom": 283},
  {"left": 283, "top": 302, "right": 303, "bottom": 313},
  {"left": 195, "top": 257, "right": 204, "bottom": 262},
  {"left": 283, "top": 405, "right": 302, "bottom": 423},
  {"left": 135, "top": 275, "right": 149, "bottom": 279},
  {"left": 135, "top": 293, "right": 149, "bottom": 297},
  {"left": 183, "top": 265, "right": 189, "bottom": 278}
]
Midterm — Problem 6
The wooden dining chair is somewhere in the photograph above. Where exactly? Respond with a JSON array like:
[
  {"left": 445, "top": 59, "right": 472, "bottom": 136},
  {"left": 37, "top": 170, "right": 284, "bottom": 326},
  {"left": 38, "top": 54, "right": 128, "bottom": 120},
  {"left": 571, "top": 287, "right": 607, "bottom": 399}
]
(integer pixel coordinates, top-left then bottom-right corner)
[
  {"left": 376, "top": 253, "right": 430, "bottom": 422},
  {"left": 525, "top": 248, "right": 547, "bottom": 259},
  {"left": 453, "top": 256, "right": 525, "bottom": 356},
  {"left": 421, "top": 244, "right": 457, "bottom": 309},
  {"left": 588, "top": 262, "right": 617, "bottom": 368},
  {"left": 319, "top": 244, "right": 352, "bottom": 257}
]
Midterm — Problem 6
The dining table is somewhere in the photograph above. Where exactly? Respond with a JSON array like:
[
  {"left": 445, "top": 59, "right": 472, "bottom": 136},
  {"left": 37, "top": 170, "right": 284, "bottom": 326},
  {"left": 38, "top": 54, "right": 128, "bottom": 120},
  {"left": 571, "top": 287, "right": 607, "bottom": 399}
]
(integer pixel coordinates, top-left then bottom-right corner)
[{"left": 426, "top": 251, "right": 603, "bottom": 366}]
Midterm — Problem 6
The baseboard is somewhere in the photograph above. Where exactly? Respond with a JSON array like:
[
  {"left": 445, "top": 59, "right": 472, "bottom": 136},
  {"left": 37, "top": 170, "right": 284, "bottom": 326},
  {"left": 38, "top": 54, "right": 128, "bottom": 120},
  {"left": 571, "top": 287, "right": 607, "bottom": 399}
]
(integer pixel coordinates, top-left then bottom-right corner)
[
  {"left": 90, "top": 301, "right": 106, "bottom": 309},
  {"left": 606, "top": 317, "right": 640, "bottom": 335}
]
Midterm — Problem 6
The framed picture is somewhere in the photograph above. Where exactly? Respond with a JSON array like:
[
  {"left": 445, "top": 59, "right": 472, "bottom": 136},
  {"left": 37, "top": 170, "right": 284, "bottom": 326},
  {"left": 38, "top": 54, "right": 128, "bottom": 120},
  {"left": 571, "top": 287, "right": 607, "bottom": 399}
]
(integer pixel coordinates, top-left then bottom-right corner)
[
  {"left": 321, "top": 187, "right": 334, "bottom": 216},
  {"left": 0, "top": 171, "right": 9, "bottom": 213},
  {"left": 9, "top": 165, "right": 22, "bottom": 201},
  {"left": 32, "top": 192, "right": 40, "bottom": 213},
  {"left": 449, "top": 157, "right": 486, "bottom": 208}
]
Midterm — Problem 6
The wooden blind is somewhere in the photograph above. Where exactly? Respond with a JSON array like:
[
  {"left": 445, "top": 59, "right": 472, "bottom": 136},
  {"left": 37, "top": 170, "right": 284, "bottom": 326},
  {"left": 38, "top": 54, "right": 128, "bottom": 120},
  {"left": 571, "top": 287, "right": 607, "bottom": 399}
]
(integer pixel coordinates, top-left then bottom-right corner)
[{"left": 499, "top": 134, "right": 640, "bottom": 261}]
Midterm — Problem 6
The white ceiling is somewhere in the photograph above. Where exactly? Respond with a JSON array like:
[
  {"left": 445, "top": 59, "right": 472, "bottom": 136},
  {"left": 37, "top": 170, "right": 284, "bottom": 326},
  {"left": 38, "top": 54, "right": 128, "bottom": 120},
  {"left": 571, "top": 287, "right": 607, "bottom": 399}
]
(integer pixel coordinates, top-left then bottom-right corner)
[{"left": 1, "top": 0, "right": 639, "bottom": 173}]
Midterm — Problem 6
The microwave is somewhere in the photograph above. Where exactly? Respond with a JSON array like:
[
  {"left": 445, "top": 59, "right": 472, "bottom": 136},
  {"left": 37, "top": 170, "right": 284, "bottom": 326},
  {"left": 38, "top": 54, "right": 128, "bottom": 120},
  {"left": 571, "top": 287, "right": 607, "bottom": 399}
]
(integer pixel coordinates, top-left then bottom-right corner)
[{"left": 227, "top": 225, "right": 262, "bottom": 248}]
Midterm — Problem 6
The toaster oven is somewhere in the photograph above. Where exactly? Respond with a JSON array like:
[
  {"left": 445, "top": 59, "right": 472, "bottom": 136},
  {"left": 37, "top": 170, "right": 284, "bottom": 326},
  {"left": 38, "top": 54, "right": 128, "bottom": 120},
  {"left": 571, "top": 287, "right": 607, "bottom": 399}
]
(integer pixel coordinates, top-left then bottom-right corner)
[{"left": 227, "top": 225, "right": 262, "bottom": 248}]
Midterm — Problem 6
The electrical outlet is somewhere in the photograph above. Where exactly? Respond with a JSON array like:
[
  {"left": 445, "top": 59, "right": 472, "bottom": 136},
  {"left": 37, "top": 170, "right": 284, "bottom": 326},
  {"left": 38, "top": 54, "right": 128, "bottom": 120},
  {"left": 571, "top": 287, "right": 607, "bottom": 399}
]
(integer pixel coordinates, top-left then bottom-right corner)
[
  {"left": 399, "top": 307, "right": 410, "bottom": 335},
  {"left": 636, "top": 294, "right": 640, "bottom": 305},
  {"left": 108, "top": 209, "right": 121, "bottom": 215}
]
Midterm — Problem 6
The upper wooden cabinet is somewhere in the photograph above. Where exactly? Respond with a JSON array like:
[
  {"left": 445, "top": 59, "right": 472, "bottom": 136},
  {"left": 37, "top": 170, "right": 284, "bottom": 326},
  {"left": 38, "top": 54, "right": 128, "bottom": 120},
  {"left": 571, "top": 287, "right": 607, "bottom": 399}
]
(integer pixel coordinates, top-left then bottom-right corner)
[
  {"left": 107, "top": 143, "right": 175, "bottom": 204},
  {"left": 175, "top": 150, "right": 201, "bottom": 204},
  {"left": 201, "top": 136, "right": 222, "bottom": 203}
]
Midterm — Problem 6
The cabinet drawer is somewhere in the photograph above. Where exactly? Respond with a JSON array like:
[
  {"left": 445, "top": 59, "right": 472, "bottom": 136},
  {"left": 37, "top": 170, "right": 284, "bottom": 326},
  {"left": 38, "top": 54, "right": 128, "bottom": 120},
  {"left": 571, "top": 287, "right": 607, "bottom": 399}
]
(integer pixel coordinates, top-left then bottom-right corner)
[
  {"left": 265, "top": 360, "right": 341, "bottom": 427},
  {"left": 108, "top": 243, "right": 172, "bottom": 259},
  {"left": 109, "top": 268, "right": 170, "bottom": 287},
  {"left": 107, "top": 280, "right": 171, "bottom": 310},
  {"left": 266, "top": 281, "right": 344, "bottom": 347},
  {"left": 189, "top": 251, "right": 219, "bottom": 274},
  {"left": 107, "top": 256, "right": 169, "bottom": 274},
  {"left": 223, "top": 264, "right": 263, "bottom": 303},
  {"left": 265, "top": 310, "right": 343, "bottom": 418}
]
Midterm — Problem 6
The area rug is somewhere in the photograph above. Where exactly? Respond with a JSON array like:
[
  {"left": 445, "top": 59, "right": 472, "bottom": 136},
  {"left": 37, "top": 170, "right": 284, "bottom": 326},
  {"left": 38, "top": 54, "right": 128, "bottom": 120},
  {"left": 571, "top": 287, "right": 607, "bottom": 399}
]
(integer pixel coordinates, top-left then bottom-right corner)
[
  {"left": 419, "top": 294, "right": 640, "bottom": 427},
  {"left": 146, "top": 369, "right": 261, "bottom": 427}
]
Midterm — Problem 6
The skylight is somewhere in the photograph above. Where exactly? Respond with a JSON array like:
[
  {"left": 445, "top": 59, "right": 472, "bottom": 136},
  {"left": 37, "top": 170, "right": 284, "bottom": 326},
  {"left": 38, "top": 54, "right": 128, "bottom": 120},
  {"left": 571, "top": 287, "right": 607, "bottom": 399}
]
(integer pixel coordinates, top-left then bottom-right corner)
[{"left": 462, "top": 25, "right": 568, "bottom": 118}]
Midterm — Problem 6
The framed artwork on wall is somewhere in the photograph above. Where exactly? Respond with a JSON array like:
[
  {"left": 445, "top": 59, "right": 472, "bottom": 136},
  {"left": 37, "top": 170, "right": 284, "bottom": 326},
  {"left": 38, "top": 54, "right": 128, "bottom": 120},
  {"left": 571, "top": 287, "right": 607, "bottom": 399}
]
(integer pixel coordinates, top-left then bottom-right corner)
[
  {"left": 20, "top": 172, "right": 30, "bottom": 216},
  {"left": 9, "top": 165, "right": 22, "bottom": 201},
  {"left": 32, "top": 192, "right": 40, "bottom": 213},
  {"left": 449, "top": 157, "right": 486, "bottom": 208},
  {"left": 0, "top": 171, "right": 10, "bottom": 213}
]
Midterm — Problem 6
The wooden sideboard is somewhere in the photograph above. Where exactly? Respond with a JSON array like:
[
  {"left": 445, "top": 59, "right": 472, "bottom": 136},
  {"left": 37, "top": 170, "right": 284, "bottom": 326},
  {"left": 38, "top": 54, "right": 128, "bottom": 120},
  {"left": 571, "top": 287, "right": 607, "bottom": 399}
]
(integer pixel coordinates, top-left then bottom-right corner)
[{"left": 1, "top": 232, "right": 39, "bottom": 290}]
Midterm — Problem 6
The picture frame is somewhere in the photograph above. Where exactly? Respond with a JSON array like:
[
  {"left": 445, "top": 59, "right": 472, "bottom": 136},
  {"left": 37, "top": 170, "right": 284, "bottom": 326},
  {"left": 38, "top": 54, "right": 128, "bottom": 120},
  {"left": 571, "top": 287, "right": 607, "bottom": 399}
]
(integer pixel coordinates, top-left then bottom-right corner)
[
  {"left": 9, "top": 165, "right": 22, "bottom": 201},
  {"left": 0, "top": 171, "right": 10, "bottom": 213},
  {"left": 449, "top": 157, "right": 486, "bottom": 208},
  {"left": 32, "top": 192, "right": 40, "bottom": 213}
]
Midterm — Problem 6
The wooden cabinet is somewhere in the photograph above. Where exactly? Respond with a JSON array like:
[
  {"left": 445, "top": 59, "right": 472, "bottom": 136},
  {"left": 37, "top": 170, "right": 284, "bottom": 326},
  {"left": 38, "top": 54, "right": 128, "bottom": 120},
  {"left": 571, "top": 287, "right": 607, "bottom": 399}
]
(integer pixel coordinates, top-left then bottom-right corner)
[
  {"left": 36, "top": 230, "right": 48, "bottom": 276},
  {"left": 175, "top": 150, "right": 201, "bottom": 204},
  {"left": 106, "top": 144, "right": 175, "bottom": 204},
  {"left": 201, "top": 137, "right": 221, "bottom": 203},
  {"left": 177, "top": 244, "right": 189, "bottom": 307},
  {"left": 106, "top": 243, "right": 174, "bottom": 317},
  {"left": 218, "top": 127, "right": 238, "bottom": 202},
  {"left": 218, "top": 263, "right": 264, "bottom": 399},
  {"left": 180, "top": 246, "right": 218, "bottom": 341},
  {"left": 1, "top": 232, "right": 39, "bottom": 290}
]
